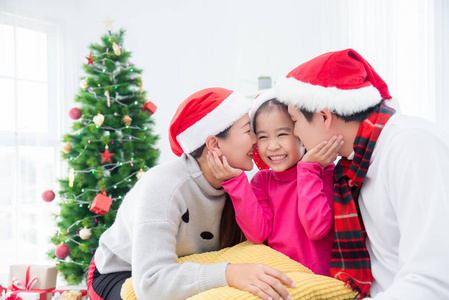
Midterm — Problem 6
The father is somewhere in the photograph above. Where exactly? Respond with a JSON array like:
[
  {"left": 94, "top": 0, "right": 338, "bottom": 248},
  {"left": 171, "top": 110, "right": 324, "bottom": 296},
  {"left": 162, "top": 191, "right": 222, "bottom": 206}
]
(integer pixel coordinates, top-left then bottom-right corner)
[{"left": 275, "top": 49, "right": 449, "bottom": 299}]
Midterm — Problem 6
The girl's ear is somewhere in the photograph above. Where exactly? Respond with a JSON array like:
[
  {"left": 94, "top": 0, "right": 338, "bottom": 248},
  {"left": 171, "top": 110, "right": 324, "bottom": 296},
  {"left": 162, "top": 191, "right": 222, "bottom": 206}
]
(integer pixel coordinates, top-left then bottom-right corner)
[
  {"left": 205, "top": 136, "right": 222, "bottom": 157},
  {"left": 319, "top": 108, "right": 334, "bottom": 131}
]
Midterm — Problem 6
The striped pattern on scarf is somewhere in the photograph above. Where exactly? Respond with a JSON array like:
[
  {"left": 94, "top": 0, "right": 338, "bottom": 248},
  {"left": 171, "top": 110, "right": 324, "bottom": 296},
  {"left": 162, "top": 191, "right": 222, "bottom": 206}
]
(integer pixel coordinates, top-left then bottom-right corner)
[{"left": 331, "top": 101, "right": 395, "bottom": 299}]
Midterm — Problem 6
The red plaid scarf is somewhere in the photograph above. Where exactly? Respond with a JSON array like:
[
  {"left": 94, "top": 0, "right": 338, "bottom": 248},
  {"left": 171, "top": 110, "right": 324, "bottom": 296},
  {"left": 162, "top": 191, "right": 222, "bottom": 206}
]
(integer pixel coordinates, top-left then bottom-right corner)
[{"left": 331, "top": 101, "right": 395, "bottom": 298}]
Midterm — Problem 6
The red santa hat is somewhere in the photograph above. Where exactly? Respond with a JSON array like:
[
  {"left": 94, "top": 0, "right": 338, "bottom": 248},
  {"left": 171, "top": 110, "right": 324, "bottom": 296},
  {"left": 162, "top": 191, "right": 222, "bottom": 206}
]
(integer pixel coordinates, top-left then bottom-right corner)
[
  {"left": 275, "top": 49, "right": 392, "bottom": 116},
  {"left": 169, "top": 87, "right": 252, "bottom": 156}
]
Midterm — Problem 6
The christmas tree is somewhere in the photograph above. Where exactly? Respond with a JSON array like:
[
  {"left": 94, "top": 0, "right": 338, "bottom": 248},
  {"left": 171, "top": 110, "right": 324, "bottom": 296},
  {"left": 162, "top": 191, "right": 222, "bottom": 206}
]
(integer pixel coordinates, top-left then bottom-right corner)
[{"left": 47, "top": 26, "right": 159, "bottom": 284}]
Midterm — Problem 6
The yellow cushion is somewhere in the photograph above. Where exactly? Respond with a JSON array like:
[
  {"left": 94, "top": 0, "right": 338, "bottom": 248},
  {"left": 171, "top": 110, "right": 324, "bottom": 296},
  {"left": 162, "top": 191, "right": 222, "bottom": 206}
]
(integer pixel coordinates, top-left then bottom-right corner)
[{"left": 121, "top": 241, "right": 357, "bottom": 300}]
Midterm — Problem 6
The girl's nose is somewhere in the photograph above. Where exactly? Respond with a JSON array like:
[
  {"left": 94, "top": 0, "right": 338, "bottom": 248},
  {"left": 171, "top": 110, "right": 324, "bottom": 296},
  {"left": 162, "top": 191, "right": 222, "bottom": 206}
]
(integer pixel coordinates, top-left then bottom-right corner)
[{"left": 268, "top": 140, "right": 280, "bottom": 151}]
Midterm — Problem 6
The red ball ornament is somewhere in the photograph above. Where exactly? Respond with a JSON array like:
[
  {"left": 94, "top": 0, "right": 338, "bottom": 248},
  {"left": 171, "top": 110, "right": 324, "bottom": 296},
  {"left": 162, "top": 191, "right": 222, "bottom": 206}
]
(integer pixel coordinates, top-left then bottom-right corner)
[
  {"left": 42, "top": 190, "right": 55, "bottom": 202},
  {"left": 69, "top": 107, "right": 82, "bottom": 120},
  {"left": 55, "top": 243, "right": 70, "bottom": 259}
]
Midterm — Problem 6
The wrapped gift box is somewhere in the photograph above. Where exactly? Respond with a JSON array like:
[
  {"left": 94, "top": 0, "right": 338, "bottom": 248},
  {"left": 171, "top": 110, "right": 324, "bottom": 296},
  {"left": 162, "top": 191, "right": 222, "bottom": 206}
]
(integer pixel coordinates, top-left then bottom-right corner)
[
  {"left": 6, "top": 290, "right": 52, "bottom": 300},
  {"left": 89, "top": 192, "right": 112, "bottom": 215},
  {"left": 52, "top": 287, "right": 87, "bottom": 300},
  {"left": 8, "top": 265, "right": 57, "bottom": 290}
]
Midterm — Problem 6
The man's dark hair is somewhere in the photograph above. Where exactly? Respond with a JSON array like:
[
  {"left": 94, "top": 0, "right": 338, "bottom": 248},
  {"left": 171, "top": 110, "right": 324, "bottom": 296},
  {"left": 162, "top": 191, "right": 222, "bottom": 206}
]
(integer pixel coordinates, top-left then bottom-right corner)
[{"left": 298, "top": 102, "right": 382, "bottom": 123}]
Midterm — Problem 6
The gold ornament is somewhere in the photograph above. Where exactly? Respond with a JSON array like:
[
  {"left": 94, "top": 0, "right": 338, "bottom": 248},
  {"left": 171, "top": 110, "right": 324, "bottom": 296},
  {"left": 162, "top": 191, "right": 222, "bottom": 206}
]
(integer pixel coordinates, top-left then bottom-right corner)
[
  {"left": 122, "top": 115, "right": 132, "bottom": 126},
  {"left": 68, "top": 168, "right": 75, "bottom": 187},
  {"left": 93, "top": 113, "right": 105, "bottom": 126},
  {"left": 63, "top": 142, "right": 72, "bottom": 154},
  {"left": 136, "top": 168, "right": 145, "bottom": 180},
  {"left": 79, "top": 227, "right": 92, "bottom": 240},
  {"left": 112, "top": 42, "right": 121, "bottom": 56},
  {"left": 80, "top": 77, "right": 88, "bottom": 89},
  {"left": 139, "top": 81, "right": 143, "bottom": 94}
]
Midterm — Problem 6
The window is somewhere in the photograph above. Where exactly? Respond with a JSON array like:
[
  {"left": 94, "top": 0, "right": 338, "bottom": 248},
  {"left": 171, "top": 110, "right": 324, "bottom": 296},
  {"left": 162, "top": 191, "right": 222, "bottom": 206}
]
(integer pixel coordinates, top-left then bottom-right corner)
[{"left": 0, "top": 13, "right": 61, "bottom": 284}]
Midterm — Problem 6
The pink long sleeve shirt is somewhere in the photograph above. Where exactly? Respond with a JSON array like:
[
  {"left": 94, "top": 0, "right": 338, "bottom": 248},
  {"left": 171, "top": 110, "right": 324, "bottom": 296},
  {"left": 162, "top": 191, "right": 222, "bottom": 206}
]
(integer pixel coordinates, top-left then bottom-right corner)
[{"left": 221, "top": 161, "right": 334, "bottom": 276}]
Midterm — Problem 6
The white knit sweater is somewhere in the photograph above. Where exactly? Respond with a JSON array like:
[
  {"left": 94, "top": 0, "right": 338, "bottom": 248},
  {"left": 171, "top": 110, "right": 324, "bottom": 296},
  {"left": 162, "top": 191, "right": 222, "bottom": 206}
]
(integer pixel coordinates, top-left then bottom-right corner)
[
  {"left": 94, "top": 154, "right": 229, "bottom": 300},
  {"left": 359, "top": 114, "right": 449, "bottom": 299}
]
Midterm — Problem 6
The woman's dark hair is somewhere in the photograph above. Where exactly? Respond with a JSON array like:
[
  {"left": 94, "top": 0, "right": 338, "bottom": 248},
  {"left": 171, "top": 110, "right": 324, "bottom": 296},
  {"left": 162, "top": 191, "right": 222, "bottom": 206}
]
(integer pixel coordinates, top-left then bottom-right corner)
[
  {"left": 189, "top": 126, "right": 231, "bottom": 159},
  {"left": 253, "top": 98, "right": 289, "bottom": 132},
  {"left": 298, "top": 102, "right": 382, "bottom": 123},
  {"left": 189, "top": 125, "right": 245, "bottom": 249}
]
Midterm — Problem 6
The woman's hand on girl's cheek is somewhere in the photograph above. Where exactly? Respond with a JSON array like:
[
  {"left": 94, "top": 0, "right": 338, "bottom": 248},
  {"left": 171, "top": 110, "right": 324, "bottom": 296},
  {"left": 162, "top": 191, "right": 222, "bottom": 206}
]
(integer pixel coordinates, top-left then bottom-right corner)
[
  {"left": 207, "top": 151, "right": 242, "bottom": 181},
  {"left": 225, "top": 263, "right": 294, "bottom": 300}
]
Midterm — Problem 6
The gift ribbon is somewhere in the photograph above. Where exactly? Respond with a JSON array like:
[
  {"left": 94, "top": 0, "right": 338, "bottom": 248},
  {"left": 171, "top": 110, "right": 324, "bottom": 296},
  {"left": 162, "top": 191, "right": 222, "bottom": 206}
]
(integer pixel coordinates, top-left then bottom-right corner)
[
  {"left": 10, "top": 266, "right": 38, "bottom": 291},
  {"left": 7, "top": 266, "right": 55, "bottom": 300},
  {"left": 7, "top": 288, "right": 55, "bottom": 300},
  {"left": 5, "top": 294, "right": 23, "bottom": 300}
]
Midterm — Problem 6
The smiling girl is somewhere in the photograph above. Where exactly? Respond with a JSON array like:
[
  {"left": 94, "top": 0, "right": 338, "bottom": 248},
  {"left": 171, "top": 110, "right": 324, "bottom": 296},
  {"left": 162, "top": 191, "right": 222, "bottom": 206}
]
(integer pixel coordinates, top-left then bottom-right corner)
[{"left": 208, "top": 90, "right": 343, "bottom": 276}]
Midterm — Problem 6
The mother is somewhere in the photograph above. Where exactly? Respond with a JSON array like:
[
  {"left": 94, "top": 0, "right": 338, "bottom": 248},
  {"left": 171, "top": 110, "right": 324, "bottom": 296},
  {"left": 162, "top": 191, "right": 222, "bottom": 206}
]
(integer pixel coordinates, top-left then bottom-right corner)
[{"left": 87, "top": 87, "right": 294, "bottom": 300}]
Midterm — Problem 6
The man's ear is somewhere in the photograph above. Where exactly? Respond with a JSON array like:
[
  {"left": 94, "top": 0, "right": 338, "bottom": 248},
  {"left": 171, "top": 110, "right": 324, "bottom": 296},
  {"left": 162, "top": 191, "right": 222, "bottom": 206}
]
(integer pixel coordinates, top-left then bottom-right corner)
[
  {"left": 205, "top": 136, "right": 222, "bottom": 157},
  {"left": 318, "top": 108, "right": 334, "bottom": 131}
]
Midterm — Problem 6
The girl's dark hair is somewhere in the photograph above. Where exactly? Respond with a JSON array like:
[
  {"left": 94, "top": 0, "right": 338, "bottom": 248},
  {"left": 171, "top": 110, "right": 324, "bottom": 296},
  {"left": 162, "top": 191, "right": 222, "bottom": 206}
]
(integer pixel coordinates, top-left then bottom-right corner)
[
  {"left": 253, "top": 98, "right": 288, "bottom": 132},
  {"left": 189, "top": 125, "right": 245, "bottom": 249}
]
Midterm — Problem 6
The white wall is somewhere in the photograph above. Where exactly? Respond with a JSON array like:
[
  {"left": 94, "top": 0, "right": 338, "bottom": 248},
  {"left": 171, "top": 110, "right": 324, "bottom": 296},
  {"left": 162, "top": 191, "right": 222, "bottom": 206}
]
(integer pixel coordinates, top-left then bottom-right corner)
[{"left": 1, "top": 0, "right": 447, "bottom": 164}]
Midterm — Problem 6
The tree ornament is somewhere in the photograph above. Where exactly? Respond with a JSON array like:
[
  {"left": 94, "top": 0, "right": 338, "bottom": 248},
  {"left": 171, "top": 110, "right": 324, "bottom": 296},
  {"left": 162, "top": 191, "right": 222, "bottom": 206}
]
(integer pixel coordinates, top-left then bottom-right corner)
[
  {"left": 86, "top": 52, "right": 93, "bottom": 66},
  {"left": 99, "top": 145, "right": 114, "bottom": 164},
  {"left": 68, "top": 168, "right": 75, "bottom": 187},
  {"left": 79, "top": 227, "right": 92, "bottom": 240},
  {"left": 55, "top": 243, "right": 70, "bottom": 259},
  {"left": 69, "top": 108, "right": 82, "bottom": 120},
  {"left": 112, "top": 42, "right": 121, "bottom": 56},
  {"left": 63, "top": 142, "right": 72, "bottom": 154},
  {"left": 93, "top": 112, "right": 105, "bottom": 126},
  {"left": 136, "top": 168, "right": 145, "bottom": 180},
  {"left": 80, "top": 78, "right": 88, "bottom": 89},
  {"left": 142, "top": 101, "right": 157, "bottom": 116},
  {"left": 104, "top": 90, "right": 111, "bottom": 107},
  {"left": 122, "top": 115, "right": 132, "bottom": 126},
  {"left": 103, "top": 16, "right": 114, "bottom": 31},
  {"left": 138, "top": 81, "right": 143, "bottom": 94},
  {"left": 42, "top": 190, "right": 55, "bottom": 202},
  {"left": 89, "top": 190, "right": 113, "bottom": 215}
]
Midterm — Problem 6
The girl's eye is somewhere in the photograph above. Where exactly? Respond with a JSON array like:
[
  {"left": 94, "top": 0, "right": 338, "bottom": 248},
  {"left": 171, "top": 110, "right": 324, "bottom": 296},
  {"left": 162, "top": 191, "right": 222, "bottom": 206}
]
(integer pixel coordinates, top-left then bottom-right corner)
[
  {"left": 258, "top": 136, "right": 267, "bottom": 140},
  {"left": 278, "top": 133, "right": 288, "bottom": 137}
]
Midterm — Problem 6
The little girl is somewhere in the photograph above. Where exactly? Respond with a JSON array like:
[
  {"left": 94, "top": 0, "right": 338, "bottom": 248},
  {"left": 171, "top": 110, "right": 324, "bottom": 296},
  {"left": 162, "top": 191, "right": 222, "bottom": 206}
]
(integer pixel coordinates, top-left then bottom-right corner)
[{"left": 208, "top": 90, "right": 343, "bottom": 276}]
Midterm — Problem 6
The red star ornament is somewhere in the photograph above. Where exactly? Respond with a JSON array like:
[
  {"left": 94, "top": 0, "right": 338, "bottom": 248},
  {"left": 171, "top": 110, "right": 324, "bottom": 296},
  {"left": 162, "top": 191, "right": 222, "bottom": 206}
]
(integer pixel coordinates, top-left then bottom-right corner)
[
  {"left": 86, "top": 52, "right": 94, "bottom": 66},
  {"left": 99, "top": 145, "right": 115, "bottom": 164}
]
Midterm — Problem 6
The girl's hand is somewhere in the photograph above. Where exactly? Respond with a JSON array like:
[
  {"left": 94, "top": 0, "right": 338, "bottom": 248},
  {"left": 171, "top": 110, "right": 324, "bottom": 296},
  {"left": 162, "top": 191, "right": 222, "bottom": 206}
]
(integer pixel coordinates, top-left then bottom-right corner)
[
  {"left": 302, "top": 135, "right": 344, "bottom": 167},
  {"left": 226, "top": 263, "right": 295, "bottom": 300},
  {"left": 207, "top": 151, "right": 242, "bottom": 181}
]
